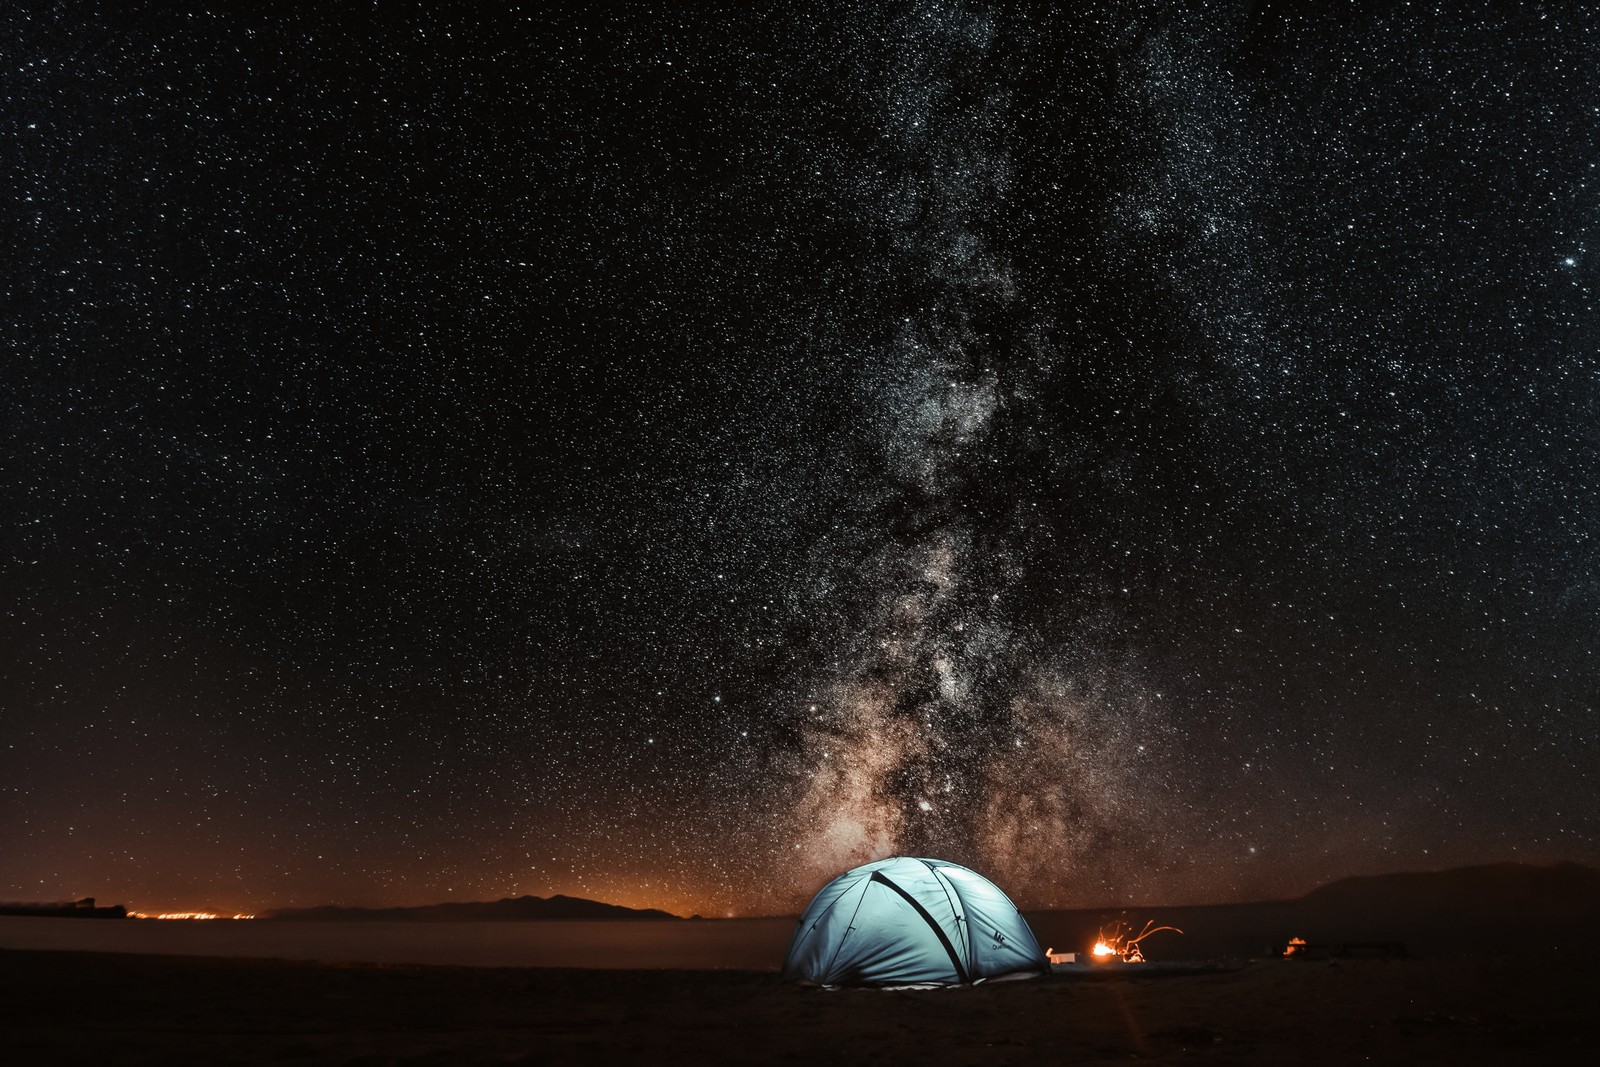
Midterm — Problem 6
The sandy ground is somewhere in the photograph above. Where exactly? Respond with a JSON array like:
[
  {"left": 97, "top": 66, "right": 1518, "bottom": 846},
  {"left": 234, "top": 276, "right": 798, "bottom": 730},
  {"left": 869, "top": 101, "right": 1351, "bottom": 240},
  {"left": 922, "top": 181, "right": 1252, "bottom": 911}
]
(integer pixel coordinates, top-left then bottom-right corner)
[{"left": 2, "top": 948, "right": 1595, "bottom": 1065}]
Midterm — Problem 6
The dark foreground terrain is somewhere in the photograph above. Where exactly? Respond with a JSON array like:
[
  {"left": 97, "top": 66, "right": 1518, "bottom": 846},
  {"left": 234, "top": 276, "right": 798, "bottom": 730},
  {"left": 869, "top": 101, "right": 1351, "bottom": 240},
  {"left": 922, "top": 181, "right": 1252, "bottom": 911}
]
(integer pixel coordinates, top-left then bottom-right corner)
[{"left": 2, "top": 948, "right": 1595, "bottom": 1065}]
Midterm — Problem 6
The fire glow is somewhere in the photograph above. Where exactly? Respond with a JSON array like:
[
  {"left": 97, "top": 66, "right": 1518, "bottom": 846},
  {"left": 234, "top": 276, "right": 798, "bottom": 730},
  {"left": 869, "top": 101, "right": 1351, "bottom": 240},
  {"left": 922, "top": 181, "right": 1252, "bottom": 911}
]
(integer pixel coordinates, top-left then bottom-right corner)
[
  {"left": 1090, "top": 918, "right": 1184, "bottom": 963},
  {"left": 129, "top": 912, "right": 256, "bottom": 920}
]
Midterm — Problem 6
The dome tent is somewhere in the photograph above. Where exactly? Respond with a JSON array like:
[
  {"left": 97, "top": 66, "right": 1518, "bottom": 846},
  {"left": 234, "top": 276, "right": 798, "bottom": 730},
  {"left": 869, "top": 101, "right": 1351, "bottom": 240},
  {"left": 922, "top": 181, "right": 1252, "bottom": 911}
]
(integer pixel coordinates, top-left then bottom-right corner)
[{"left": 781, "top": 856, "right": 1047, "bottom": 987}]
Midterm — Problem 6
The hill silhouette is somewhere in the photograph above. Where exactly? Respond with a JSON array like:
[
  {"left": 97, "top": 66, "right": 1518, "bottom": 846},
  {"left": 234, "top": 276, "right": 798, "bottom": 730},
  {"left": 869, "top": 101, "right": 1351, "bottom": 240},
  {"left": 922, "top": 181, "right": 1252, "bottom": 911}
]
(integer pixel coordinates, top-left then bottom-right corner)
[
  {"left": 1026, "top": 860, "right": 1600, "bottom": 960},
  {"left": 1301, "top": 860, "right": 1600, "bottom": 913},
  {"left": 262, "top": 894, "right": 679, "bottom": 923}
]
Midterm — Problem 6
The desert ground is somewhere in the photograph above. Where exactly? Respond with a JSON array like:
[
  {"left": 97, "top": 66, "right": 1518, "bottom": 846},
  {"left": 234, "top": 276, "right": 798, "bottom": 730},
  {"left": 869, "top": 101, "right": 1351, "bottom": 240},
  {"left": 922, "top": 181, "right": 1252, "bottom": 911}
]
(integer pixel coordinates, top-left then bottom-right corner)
[{"left": 3, "top": 947, "right": 1595, "bottom": 1065}]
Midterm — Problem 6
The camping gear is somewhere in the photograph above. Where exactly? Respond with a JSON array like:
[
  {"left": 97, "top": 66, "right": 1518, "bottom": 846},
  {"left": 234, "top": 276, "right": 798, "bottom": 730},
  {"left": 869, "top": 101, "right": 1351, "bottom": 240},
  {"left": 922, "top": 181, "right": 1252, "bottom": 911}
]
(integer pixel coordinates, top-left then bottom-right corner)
[{"left": 781, "top": 856, "right": 1048, "bottom": 986}]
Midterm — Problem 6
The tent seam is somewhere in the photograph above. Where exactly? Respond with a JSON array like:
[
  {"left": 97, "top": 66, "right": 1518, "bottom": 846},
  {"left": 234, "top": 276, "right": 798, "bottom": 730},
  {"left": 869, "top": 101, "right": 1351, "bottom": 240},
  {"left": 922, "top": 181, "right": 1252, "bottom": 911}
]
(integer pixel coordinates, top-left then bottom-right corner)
[
  {"left": 793, "top": 872, "right": 867, "bottom": 949},
  {"left": 921, "top": 860, "right": 970, "bottom": 970},
  {"left": 819, "top": 875, "right": 874, "bottom": 985},
  {"left": 870, "top": 871, "right": 970, "bottom": 984}
]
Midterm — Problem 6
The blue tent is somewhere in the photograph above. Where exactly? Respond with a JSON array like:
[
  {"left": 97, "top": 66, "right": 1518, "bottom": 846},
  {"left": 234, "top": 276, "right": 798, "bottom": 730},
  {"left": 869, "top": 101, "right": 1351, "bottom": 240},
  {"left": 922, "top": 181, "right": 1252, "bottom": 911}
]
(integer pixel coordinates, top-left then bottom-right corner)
[{"left": 781, "top": 856, "right": 1047, "bottom": 986}]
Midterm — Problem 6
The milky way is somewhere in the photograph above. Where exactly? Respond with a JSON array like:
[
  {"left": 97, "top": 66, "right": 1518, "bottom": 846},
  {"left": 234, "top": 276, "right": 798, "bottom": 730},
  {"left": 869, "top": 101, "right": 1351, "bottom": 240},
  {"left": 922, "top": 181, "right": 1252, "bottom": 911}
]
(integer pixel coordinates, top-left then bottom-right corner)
[
  {"left": 768, "top": 5, "right": 1168, "bottom": 901},
  {"left": 2, "top": 3, "right": 1597, "bottom": 915}
]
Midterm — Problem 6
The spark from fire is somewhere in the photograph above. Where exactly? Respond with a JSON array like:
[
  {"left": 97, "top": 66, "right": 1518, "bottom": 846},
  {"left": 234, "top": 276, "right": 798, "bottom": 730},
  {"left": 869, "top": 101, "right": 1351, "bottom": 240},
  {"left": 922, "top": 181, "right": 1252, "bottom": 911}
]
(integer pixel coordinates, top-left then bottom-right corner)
[{"left": 1092, "top": 917, "right": 1184, "bottom": 962}]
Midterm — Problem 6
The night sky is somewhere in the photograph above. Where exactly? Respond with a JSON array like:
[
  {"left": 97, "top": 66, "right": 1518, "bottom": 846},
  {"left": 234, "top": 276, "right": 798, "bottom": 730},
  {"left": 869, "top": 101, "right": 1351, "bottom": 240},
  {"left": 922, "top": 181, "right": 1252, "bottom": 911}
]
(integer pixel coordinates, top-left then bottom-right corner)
[{"left": 3, "top": 3, "right": 1597, "bottom": 918}]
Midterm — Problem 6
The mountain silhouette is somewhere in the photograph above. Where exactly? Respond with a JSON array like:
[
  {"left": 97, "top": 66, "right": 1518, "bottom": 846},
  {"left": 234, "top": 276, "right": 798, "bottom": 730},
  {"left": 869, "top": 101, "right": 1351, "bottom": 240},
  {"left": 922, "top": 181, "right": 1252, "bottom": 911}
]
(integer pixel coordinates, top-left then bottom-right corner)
[{"left": 261, "top": 894, "right": 680, "bottom": 922}]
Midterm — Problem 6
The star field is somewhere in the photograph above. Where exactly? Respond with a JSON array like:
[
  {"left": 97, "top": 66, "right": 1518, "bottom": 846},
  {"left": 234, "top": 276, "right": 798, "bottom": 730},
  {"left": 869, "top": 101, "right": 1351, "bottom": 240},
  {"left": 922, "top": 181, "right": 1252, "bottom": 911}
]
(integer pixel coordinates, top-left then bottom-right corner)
[{"left": 2, "top": 3, "right": 1597, "bottom": 916}]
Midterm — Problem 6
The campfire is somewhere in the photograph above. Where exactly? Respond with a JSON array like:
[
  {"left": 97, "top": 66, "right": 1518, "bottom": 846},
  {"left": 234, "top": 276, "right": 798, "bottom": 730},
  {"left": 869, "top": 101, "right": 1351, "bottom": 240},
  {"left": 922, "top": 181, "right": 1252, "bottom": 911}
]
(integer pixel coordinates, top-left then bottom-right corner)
[{"left": 1090, "top": 917, "right": 1184, "bottom": 963}]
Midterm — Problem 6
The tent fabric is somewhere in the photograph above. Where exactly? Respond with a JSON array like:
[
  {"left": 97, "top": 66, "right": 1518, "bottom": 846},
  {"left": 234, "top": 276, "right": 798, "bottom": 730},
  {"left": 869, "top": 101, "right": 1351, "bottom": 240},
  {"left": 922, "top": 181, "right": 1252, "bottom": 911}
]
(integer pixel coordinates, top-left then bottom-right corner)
[{"left": 781, "top": 856, "right": 1047, "bottom": 987}]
